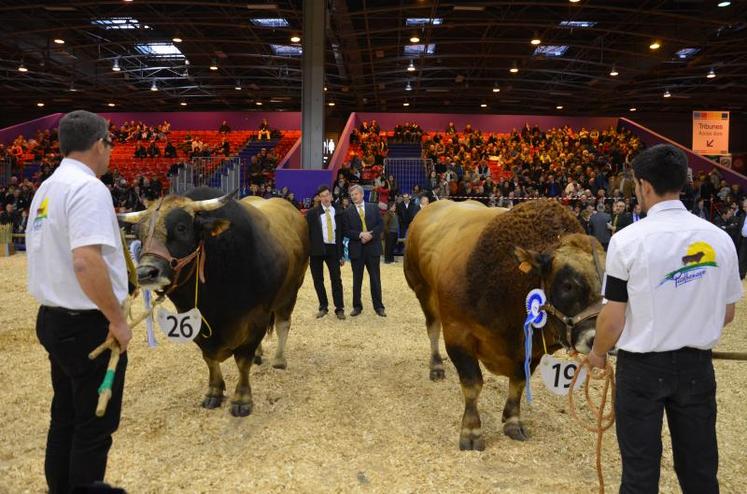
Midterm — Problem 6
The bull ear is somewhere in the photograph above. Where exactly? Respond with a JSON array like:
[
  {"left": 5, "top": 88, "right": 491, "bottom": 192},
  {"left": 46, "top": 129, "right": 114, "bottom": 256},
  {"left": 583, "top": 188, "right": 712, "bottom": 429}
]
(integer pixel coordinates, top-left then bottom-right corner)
[
  {"left": 195, "top": 216, "right": 231, "bottom": 237},
  {"left": 514, "top": 246, "right": 552, "bottom": 276}
]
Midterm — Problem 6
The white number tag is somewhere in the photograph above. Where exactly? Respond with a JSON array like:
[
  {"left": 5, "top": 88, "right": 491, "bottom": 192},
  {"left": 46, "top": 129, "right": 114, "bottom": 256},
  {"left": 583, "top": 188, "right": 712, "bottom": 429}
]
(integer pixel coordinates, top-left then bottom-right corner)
[
  {"left": 156, "top": 307, "right": 202, "bottom": 343},
  {"left": 539, "top": 354, "right": 587, "bottom": 395}
]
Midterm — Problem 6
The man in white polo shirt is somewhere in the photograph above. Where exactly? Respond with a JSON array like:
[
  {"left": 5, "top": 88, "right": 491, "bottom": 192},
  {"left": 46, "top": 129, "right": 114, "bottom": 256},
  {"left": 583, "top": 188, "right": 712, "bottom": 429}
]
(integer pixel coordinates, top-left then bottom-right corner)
[
  {"left": 26, "top": 110, "right": 131, "bottom": 493},
  {"left": 588, "top": 144, "right": 742, "bottom": 494}
]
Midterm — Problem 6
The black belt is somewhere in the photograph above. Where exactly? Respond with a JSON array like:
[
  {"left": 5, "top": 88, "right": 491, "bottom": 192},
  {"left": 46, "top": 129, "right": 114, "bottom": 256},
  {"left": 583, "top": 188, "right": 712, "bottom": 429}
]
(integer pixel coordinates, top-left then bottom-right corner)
[
  {"left": 41, "top": 305, "right": 102, "bottom": 317},
  {"left": 618, "top": 347, "right": 711, "bottom": 361}
]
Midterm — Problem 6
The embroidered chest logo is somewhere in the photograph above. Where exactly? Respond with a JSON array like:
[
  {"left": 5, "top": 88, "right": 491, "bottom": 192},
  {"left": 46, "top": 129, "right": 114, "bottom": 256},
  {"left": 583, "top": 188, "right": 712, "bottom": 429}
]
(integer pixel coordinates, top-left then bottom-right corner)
[
  {"left": 32, "top": 197, "right": 49, "bottom": 231},
  {"left": 659, "top": 241, "right": 718, "bottom": 288}
]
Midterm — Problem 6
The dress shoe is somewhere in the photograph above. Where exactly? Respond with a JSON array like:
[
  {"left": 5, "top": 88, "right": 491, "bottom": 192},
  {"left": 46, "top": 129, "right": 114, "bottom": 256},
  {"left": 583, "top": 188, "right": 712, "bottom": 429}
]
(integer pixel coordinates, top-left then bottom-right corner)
[
  {"left": 315, "top": 309, "right": 329, "bottom": 318},
  {"left": 350, "top": 308, "right": 362, "bottom": 317},
  {"left": 375, "top": 308, "right": 387, "bottom": 317},
  {"left": 335, "top": 310, "right": 346, "bottom": 320}
]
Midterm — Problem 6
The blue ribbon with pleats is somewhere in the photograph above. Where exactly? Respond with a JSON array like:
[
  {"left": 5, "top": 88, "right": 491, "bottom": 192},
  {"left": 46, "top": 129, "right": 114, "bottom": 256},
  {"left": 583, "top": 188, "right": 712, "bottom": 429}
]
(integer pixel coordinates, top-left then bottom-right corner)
[{"left": 523, "top": 289, "right": 547, "bottom": 404}]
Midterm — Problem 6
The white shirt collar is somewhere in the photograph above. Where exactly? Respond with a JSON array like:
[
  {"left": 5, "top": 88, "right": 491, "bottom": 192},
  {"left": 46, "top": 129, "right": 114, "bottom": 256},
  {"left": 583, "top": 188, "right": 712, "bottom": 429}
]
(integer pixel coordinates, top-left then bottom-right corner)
[
  {"left": 61, "top": 157, "right": 96, "bottom": 178},
  {"left": 647, "top": 200, "right": 686, "bottom": 217},
  {"left": 355, "top": 202, "right": 365, "bottom": 209}
]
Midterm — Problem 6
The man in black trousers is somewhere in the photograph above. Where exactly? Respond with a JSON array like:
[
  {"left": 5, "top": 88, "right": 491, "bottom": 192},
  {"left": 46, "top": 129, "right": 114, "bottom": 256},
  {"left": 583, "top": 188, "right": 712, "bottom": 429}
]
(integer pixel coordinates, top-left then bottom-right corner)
[
  {"left": 307, "top": 185, "right": 345, "bottom": 320},
  {"left": 343, "top": 184, "right": 386, "bottom": 317}
]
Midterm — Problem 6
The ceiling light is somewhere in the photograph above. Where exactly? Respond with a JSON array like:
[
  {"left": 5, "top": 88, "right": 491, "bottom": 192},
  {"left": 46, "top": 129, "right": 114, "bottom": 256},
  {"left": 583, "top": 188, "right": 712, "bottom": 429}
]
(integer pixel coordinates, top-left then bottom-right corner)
[
  {"left": 629, "top": 107, "right": 637, "bottom": 112},
  {"left": 112, "top": 59, "right": 121, "bottom": 71},
  {"left": 569, "top": 0, "right": 581, "bottom": 2},
  {"left": 235, "top": 81, "right": 242, "bottom": 90},
  {"left": 530, "top": 34, "right": 541, "bottom": 45},
  {"left": 107, "top": 103, "right": 116, "bottom": 107},
  {"left": 209, "top": 59, "right": 218, "bottom": 70},
  {"left": 36, "top": 102, "right": 45, "bottom": 107},
  {"left": 150, "top": 80, "right": 158, "bottom": 91},
  {"left": 290, "top": 35, "right": 301, "bottom": 43},
  {"left": 707, "top": 67, "right": 716, "bottom": 78},
  {"left": 180, "top": 102, "right": 187, "bottom": 106},
  {"left": 410, "top": 35, "right": 420, "bottom": 43},
  {"left": 492, "top": 86, "right": 500, "bottom": 93},
  {"left": 328, "top": 102, "right": 335, "bottom": 107},
  {"left": 718, "top": 1, "right": 731, "bottom": 6},
  {"left": 480, "top": 103, "right": 487, "bottom": 108},
  {"left": 609, "top": 65, "right": 619, "bottom": 76},
  {"left": 69, "top": 83, "right": 78, "bottom": 92},
  {"left": 172, "top": 36, "right": 183, "bottom": 43},
  {"left": 324, "top": 86, "right": 328, "bottom": 91},
  {"left": 510, "top": 61, "right": 519, "bottom": 73},
  {"left": 407, "top": 60, "right": 415, "bottom": 72},
  {"left": 18, "top": 63, "right": 28, "bottom": 72},
  {"left": 663, "top": 89, "right": 671, "bottom": 98},
  {"left": 403, "top": 102, "right": 410, "bottom": 107},
  {"left": 556, "top": 105, "right": 564, "bottom": 109},
  {"left": 256, "top": 101, "right": 263, "bottom": 106},
  {"left": 405, "top": 81, "right": 412, "bottom": 91},
  {"left": 649, "top": 41, "right": 661, "bottom": 50},
  {"left": 54, "top": 38, "right": 65, "bottom": 45}
]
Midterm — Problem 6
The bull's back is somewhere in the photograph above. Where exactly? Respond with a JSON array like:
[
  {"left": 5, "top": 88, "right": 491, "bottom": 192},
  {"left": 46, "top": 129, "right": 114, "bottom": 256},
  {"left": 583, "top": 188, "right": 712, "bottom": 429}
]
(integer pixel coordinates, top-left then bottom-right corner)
[
  {"left": 405, "top": 200, "right": 506, "bottom": 298},
  {"left": 240, "top": 197, "right": 310, "bottom": 302}
]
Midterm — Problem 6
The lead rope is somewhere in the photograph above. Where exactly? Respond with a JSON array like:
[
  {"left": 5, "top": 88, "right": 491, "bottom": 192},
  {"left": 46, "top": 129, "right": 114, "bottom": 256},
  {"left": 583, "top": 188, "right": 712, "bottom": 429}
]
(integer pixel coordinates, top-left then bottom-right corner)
[
  {"left": 193, "top": 247, "right": 213, "bottom": 338},
  {"left": 568, "top": 355, "right": 616, "bottom": 494}
]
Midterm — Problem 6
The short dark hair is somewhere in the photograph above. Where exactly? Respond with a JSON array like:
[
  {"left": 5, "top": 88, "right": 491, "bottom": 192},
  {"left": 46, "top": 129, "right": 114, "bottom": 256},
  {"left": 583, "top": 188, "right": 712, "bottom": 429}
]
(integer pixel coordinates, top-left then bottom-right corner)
[
  {"left": 631, "top": 144, "right": 688, "bottom": 195},
  {"left": 58, "top": 110, "right": 108, "bottom": 156},
  {"left": 317, "top": 184, "right": 331, "bottom": 195}
]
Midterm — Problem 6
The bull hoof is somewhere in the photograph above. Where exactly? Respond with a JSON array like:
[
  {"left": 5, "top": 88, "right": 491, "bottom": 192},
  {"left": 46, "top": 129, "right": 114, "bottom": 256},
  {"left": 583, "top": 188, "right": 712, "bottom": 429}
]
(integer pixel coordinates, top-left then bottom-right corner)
[
  {"left": 503, "top": 421, "right": 529, "bottom": 441},
  {"left": 272, "top": 358, "right": 287, "bottom": 370},
  {"left": 459, "top": 433, "right": 485, "bottom": 451},
  {"left": 429, "top": 368, "right": 446, "bottom": 381},
  {"left": 230, "top": 401, "right": 253, "bottom": 417},
  {"left": 201, "top": 394, "right": 224, "bottom": 409},
  {"left": 253, "top": 354, "right": 263, "bottom": 365}
]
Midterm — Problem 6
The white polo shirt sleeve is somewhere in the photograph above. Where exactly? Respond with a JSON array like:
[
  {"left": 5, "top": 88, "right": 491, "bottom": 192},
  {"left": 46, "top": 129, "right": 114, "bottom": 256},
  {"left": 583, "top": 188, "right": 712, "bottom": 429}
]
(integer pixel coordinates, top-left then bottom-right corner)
[
  {"left": 68, "top": 180, "right": 119, "bottom": 250},
  {"left": 724, "top": 241, "right": 743, "bottom": 304},
  {"left": 605, "top": 235, "right": 630, "bottom": 281}
]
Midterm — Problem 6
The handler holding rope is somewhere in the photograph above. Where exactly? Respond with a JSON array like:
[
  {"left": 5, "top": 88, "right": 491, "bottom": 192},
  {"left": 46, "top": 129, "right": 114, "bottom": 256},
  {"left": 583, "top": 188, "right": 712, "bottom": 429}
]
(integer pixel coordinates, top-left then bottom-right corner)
[
  {"left": 27, "top": 110, "right": 131, "bottom": 494},
  {"left": 588, "top": 144, "right": 742, "bottom": 494}
]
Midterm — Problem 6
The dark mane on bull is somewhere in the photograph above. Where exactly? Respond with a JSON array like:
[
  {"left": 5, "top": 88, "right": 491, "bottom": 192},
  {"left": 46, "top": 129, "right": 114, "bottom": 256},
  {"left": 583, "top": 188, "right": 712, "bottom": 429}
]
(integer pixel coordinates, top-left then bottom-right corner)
[
  {"left": 465, "top": 199, "right": 583, "bottom": 327},
  {"left": 172, "top": 187, "right": 286, "bottom": 322}
]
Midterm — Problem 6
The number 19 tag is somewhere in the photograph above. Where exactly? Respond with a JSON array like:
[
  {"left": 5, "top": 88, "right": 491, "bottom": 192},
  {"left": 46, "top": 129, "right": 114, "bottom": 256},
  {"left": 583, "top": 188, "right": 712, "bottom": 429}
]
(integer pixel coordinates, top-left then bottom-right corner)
[
  {"left": 156, "top": 307, "right": 202, "bottom": 343},
  {"left": 539, "top": 354, "right": 587, "bottom": 395}
]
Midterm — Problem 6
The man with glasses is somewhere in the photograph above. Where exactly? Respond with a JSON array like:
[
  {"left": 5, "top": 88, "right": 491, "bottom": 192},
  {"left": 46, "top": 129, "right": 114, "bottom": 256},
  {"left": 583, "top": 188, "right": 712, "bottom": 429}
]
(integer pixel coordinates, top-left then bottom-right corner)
[{"left": 26, "top": 110, "right": 130, "bottom": 493}]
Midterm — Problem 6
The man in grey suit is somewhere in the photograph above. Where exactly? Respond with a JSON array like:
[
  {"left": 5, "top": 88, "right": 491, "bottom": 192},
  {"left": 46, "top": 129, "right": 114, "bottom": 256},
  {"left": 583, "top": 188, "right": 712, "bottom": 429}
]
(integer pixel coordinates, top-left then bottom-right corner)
[{"left": 589, "top": 202, "right": 612, "bottom": 250}]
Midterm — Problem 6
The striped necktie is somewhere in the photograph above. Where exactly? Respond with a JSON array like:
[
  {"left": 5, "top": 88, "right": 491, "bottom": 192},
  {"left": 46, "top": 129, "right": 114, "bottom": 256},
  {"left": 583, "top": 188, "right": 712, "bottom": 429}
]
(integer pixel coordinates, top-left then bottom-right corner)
[{"left": 358, "top": 204, "right": 367, "bottom": 231}]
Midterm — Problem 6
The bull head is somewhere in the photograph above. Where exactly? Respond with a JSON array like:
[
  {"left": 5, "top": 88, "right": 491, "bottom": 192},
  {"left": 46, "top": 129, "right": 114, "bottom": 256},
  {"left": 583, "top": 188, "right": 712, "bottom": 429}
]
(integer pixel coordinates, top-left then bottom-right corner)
[
  {"left": 119, "top": 190, "right": 236, "bottom": 290},
  {"left": 514, "top": 234, "right": 605, "bottom": 353}
]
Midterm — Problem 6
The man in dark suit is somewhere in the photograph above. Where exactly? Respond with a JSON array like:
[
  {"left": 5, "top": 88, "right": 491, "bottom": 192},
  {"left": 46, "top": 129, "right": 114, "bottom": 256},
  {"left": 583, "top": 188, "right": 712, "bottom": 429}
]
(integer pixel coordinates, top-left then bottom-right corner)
[
  {"left": 307, "top": 185, "right": 345, "bottom": 320},
  {"left": 398, "top": 194, "right": 417, "bottom": 236},
  {"left": 343, "top": 184, "right": 385, "bottom": 317},
  {"left": 610, "top": 200, "right": 633, "bottom": 235}
]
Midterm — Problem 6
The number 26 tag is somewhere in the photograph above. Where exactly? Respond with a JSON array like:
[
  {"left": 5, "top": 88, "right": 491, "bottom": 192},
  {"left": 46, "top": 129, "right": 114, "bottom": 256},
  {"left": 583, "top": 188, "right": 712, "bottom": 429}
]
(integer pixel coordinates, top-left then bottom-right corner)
[
  {"left": 156, "top": 307, "right": 202, "bottom": 343},
  {"left": 539, "top": 354, "right": 587, "bottom": 395}
]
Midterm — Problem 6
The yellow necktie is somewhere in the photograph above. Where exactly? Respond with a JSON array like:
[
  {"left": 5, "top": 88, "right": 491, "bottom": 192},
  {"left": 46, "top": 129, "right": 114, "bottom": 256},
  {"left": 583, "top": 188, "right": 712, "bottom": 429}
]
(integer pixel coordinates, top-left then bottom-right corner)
[
  {"left": 325, "top": 208, "right": 334, "bottom": 241},
  {"left": 358, "top": 205, "right": 367, "bottom": 231}
]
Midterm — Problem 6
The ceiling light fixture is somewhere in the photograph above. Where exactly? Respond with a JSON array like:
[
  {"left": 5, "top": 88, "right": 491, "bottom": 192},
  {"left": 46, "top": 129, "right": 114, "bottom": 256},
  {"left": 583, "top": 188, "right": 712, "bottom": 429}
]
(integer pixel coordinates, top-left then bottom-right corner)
[
  {"left": 480, "top": 103, "right": 487, "bottom": 108},
  {"left": 406, "top": 81, "right": 412, "bottom": 91},
  {"left": 69, "top": 82, "right": 78, "bottom": 92},
  {"left": 150, "top": 80, "right": 158, "bottom": 91},
  {"left": 256, "top": 101, "right": 263, "bottom": 106},
  {"left": 172, "top": 35, "right": 183, "bottom": 43},
  {"left": 403, "top": 102, "right": 410, "bottom": 107},
  {"left": 609, "top": 65, "right": 619, "bottom": 76},
  {"left": 180, "top": 102, "right": 188, "bottom": 106},
  {"left": 629, "top": 107, "right": 637, "bottom": 112},
  {"left": 112, "top": 58, "right": 121, "bottom": 71},
  {"left": 324, "top": 86, "right": 328, "bottom": 91},
  {"left": 328, "top": 102, "right": 335, "bottom": 107},
  {"left": 290, "top": 35, "right": 301, "bottom": 43},
  {"left": 649, "top": 41, "right": 661, "bottom": 50},
  {"left": 209, "top": 59, "right": 218, "bottom": 70},
  {"left": 530, "top": 34, "right": 541, "bottom": 45},
  {"left": 235, "top": 81, "right": 242, "bottom": 90},
  {"left": 569, "top": 0, "right": 581, "bottom": 3},
  {"left": 556, "top": 105, "right": 564, "bottom": 109},
  {"left": 510, "top": 61, "right": 519, "bottom": 73},
  {"left": 663, "top": 89, "right": 671, "bottom": 98},
  {"left": 492, "top": 86, "right": 500, "bottom": 93},
  {"left": 410, "top": 35, "right": 420, "bottom": 43},
  {"left": 707, "top": 67, "right": 716, "bottom": 78},
  {"left": 54, "top": 38, "right": 65, "bottom": 45},
  {"left": 36, "top": 102, "right": 45, "bottom": 107},
  {"left": 718, "top": 1, "right": 731, "bottom": 7},
  {"left": 407, "top": 60, "right": 416, "bottom": 72},
  {"left": 18, "top": 63, "right": 28, "bottom": 72},
  {"left": 107, "top": 103, "right": 116, "bottom": 107}
]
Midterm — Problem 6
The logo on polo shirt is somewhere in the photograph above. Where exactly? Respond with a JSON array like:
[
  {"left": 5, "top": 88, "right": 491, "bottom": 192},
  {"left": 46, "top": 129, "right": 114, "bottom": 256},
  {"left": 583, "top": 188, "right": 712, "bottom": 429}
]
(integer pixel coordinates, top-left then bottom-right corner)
[
  {"left": 659, "top": 241, "right": 718, "bottom": 288},
  {"left": 32, "top": 197, "right": 49, "bottom": 232}
]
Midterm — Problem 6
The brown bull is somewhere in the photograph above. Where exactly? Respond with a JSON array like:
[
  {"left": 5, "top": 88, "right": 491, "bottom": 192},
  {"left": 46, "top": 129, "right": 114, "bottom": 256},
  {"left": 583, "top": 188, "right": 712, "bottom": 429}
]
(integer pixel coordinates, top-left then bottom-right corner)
[{"left": 404, "top": 199, "right": 604, "bottom": 449}]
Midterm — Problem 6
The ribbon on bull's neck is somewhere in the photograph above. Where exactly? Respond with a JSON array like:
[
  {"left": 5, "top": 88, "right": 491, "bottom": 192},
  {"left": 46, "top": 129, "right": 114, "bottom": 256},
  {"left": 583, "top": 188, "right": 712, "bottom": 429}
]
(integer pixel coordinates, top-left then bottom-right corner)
[
  {"left": 523, "top": 288, "right": 548, "bottom": 404},
  {"left": 129, "top": 239, "right": 157, "bottom": 348}
]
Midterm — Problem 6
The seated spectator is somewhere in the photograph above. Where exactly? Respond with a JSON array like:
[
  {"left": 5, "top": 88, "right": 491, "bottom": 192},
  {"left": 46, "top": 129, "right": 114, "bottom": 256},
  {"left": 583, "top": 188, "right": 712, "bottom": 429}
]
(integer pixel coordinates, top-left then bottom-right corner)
[
  {"left": 164, "top": 141, "right": 177, "bottom": 158},
  {"left": 0, "top": 203, "right": 21, "bottom": 232},
  {"left": 134, "top": 142, "right": 148, "bottom": 159},
  {"left": 258, "top": 118, "right": 272, "bottom": 141},
  {"left": 147, "top": 140, "right": 160, "bottom": 158},
  {"left": 219, "top": 120, "right": 231, "bottom": 134}
]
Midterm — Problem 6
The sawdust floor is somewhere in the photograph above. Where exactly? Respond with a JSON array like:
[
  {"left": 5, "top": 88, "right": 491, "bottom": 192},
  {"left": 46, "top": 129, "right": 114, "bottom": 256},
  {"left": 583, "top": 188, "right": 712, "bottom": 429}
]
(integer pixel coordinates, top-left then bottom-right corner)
[{"left": 1, "top": 253, "right": 746, "bottom": 493}]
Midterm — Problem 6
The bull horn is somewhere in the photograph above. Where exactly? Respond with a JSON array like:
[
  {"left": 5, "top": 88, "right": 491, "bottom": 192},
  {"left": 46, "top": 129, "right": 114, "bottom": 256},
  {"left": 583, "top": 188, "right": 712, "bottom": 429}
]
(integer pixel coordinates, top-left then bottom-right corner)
[
  {"left": 188, "top": 189, "right": 238, "bottom": 213},
  {"left": 117, "top": 210, "right": 150, "bottom": 224}
]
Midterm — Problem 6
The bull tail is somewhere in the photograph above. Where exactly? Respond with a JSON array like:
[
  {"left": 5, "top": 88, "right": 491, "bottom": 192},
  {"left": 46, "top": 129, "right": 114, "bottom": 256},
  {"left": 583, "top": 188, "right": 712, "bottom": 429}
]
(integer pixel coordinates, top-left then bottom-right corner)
[{"left": 266, "top": 312, "right": 276, "bottom": 335}]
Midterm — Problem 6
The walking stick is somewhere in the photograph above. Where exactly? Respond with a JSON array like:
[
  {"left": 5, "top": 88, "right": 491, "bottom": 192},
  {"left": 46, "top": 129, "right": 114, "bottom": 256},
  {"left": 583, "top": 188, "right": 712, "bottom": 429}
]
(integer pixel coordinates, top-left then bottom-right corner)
[{"left": 89, "top": 337, "right": 120, "bottom": 417}]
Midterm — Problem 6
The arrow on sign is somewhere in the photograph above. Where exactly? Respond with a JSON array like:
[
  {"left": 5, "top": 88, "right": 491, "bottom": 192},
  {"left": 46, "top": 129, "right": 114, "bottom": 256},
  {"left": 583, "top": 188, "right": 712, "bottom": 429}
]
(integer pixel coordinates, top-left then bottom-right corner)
[{"left": 706, "top": 139, "right": 714, "bottom": 147}]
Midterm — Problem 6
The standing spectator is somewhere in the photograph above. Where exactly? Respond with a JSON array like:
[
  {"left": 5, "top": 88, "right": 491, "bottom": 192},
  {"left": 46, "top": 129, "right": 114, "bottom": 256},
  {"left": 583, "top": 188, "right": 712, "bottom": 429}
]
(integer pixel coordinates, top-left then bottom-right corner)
[
  {"left": 258, "top": 118, "right": 271, "bottom": 141},
  {"left": 383, "top": 202, "right": 399, "bottom": 264},
  {"left": 343, "top": 184, "right": 385, "bottom": 317},
  {"left": 307, "top": 185, "right": 345, "bottom": 320},
  {"left": 25, "top": 110, "right": 131, "bottom": 493},
  {"left": 398, "top": 193, "right": 416, "bottom": 236},
  {"left": 692, "top": 198, "right": 710, "bottom": 221},
  {"left": 218, "top": 120, "right": 231, "bottom": 134},
  {"left": 589, "top": 144, "right": 741, "bottom": 494},
  {"left": 610, "top": 200, "right": 632, "bottom": 235},
  {"left": 589, "top": 203, "right": 612, "bottom": 250}
]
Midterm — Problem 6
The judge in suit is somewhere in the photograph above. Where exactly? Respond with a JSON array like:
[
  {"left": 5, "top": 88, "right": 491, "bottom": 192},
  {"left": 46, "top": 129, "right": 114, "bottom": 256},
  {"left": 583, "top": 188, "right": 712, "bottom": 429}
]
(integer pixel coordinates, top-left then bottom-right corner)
[
  {"left": 343, "top": 184, "right": 386, "bottom": 317},
  {"left": 610, "top": 200, "right": 633, "bottom": 235},
  {"left": 307, "top": 185, "right": 346, "bottom": 319}
]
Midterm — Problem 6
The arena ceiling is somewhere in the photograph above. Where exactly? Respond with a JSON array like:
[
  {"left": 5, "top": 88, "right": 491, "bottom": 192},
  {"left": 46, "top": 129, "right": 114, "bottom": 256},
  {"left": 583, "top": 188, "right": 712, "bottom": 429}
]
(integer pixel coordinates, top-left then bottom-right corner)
[{"left": 0, "top": 0, "right": 746, "bottom": 121}]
